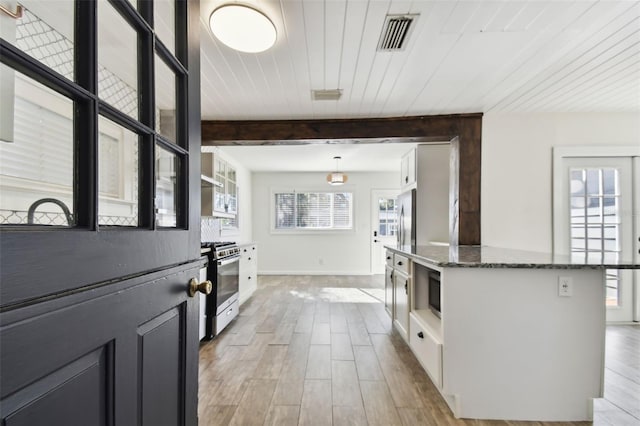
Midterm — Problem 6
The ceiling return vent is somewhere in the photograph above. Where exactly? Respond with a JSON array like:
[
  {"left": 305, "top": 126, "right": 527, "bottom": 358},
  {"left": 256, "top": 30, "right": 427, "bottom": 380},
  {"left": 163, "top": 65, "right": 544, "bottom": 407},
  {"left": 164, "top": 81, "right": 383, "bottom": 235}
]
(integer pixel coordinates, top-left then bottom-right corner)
[
  {"left": 312, "top": 89, "right": 342, "bottom": 101},
  {"left": 377, "top": 14, "right": 418, "bottom": 51}
]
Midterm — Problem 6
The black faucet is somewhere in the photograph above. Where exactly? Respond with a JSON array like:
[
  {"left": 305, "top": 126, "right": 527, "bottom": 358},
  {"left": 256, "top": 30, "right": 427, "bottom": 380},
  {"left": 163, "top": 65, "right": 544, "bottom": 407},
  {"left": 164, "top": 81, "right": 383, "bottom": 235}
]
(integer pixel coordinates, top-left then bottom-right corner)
[{"left": 27, "top": 198, "right": 73, "bottom": 225}]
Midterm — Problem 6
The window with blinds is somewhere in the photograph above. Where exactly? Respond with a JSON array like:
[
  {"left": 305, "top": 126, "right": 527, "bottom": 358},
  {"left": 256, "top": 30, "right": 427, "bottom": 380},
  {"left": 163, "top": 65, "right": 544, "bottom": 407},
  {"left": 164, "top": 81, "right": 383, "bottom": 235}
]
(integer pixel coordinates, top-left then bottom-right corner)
[{"left": 275, "top": 191, "right": 353, "bottom": 230}]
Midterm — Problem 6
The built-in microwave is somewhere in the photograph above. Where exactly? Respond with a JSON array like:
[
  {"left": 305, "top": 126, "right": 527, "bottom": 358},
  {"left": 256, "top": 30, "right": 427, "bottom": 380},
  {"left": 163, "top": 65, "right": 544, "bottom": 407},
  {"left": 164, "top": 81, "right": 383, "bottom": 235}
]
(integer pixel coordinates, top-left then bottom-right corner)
[{"left": 428, "top": 270, "right": 441, "bottom": 318}]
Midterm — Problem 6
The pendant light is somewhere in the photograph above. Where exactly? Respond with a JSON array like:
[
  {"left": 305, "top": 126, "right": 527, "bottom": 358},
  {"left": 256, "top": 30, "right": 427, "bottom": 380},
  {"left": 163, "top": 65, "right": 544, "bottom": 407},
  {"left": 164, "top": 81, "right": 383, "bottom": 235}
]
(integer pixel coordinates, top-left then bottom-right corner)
[
  {"left": 209, "top": 4, "right": 277, "bottom": 53},
  {"left": 327, "top": 156, "right": 348, "bottom": 186}
]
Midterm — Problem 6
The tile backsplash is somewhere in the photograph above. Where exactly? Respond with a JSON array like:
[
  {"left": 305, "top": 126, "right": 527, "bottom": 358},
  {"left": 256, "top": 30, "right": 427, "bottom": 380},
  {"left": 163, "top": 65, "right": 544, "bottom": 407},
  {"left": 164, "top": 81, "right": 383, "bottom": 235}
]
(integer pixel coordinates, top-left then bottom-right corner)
[{"left": 201, "top": 217, "right": 221, "bottom": 242}]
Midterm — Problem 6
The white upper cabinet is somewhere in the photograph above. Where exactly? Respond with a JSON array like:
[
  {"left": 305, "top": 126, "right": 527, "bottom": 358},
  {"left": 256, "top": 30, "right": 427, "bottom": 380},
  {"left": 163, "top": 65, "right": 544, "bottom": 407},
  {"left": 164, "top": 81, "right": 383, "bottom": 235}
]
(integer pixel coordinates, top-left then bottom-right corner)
[
  {"left": 201, "top": 152, "right": 237, "bottom": 218},
  {"left": 400, "top": 148, "right": 416, "bottom": 190}
]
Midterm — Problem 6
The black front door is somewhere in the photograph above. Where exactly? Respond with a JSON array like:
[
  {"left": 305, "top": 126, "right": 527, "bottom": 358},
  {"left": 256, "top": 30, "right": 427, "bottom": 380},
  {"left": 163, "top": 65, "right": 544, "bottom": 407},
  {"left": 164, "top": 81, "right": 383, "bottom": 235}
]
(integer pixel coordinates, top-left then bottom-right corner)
[{"left": 0, "top": 0, "right": 202, "bottom": 424}]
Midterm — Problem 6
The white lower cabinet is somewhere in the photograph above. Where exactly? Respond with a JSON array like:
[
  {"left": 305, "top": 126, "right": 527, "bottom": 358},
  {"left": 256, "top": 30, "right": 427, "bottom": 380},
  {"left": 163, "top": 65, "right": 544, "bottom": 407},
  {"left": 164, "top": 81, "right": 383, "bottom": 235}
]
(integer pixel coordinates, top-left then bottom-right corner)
[
  {"left": 384, "top": 265, "right": 394, "bottom": 317},
  {"left": 409, "top": 313, "right": 442, "bottom": 388},
  {"left": 393, "top": 270, "right": 410, "bottom": 341},
  {"left": 239, "top": 244, "right": 257, "bottom": 305}
]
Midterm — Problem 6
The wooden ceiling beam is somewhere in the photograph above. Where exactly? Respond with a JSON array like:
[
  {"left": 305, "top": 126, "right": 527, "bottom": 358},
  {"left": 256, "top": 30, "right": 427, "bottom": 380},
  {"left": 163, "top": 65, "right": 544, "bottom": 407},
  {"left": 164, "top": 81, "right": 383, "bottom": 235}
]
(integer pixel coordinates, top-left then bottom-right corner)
[
  {"left": 200, "top": 113, "right": 482, "bottom": 245},
  {"left": 201, "top": 113, "right": 481, "bottom": 145}
]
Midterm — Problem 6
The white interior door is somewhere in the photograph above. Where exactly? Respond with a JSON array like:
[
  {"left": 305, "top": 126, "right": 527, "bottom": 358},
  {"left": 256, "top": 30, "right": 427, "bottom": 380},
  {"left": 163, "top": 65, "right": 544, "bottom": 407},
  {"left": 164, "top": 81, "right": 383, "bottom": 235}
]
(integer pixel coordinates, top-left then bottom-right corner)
[
  {"left": 555, "top": 155, "right": 636, "bottom": 322},
  {"left": 371, "top": 190, "right": 399, "bottom": 274}
]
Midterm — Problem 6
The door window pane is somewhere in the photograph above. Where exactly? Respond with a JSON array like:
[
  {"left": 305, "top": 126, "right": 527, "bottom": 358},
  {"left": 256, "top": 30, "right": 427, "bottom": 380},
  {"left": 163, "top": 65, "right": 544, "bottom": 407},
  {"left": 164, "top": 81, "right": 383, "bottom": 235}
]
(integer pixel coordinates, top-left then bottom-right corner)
[
  {"left": 156, "top": 146, "right": 178, "bottom": 227},
  {"left": 4, "top": 1, "right": 75, "bottom": 80},
  {"left": 378, "top": 198, "right": 397, "bottom": 236},
  {"left": 155, "top": 54, "right": 176, "bottom": 143},
  {"left": 154, "top": 0, "right": 175, "bottom": 54},
  {"left": 0, "top": 66, "right": 74, "bottom": 226},
  {"left": 568, "top": 167, "right": 623, "bottom": 307},
  {"left": 98, "top": 0, "right": 139, "bottom": 120},
  {"left": 98, "top": 117, "right": 139, "bottom": 227}
]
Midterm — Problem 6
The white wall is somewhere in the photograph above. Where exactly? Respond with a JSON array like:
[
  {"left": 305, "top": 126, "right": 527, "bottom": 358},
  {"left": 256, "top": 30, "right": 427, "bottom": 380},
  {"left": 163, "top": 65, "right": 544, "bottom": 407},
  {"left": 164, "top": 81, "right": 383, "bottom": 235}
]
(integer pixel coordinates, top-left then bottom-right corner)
[
  {"left": 252, "top": 171, "right": 398, "bottom": 274},
  {"left": 201, "top": 147, "right": 253, "bottom": 244},
  {"left": 482, "top": 112, "right": 640, "bottom": 252}
]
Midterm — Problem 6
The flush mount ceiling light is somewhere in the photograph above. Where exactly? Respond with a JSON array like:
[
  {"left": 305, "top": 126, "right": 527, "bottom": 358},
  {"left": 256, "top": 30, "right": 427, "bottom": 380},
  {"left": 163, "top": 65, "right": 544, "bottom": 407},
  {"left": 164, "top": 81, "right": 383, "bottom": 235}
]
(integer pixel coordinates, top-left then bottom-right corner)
[
  {"left": 327, "top": 156, "right": 348, "bottom": 186},
  {"left": 209, "top": 4, "right": 276, "bottom": 53}
]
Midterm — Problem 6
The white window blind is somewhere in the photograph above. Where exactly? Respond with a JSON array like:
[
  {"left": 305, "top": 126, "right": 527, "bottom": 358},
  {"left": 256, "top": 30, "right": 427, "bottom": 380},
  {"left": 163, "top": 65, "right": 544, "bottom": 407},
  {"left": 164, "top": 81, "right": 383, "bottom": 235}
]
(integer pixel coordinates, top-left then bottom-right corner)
[
  {"left": 0, "top": 96, "right": 122, "bottom": 197},
  {"left": 275, "top": 191, "right": 353, "bottom": 230},
  {"left": 0, "top": 96, "right": 73, "bottom": 187},
  {"left": 99, "top": 132, "right": 120, "bottom": 197}
]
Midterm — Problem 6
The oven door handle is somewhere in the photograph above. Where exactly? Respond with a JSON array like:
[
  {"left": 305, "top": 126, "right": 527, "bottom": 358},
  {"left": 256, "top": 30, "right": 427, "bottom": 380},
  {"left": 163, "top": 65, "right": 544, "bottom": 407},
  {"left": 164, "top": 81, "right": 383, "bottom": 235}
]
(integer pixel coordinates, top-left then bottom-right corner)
[{"left": 217, "top": 256, "right": 240, "bottom": 267}]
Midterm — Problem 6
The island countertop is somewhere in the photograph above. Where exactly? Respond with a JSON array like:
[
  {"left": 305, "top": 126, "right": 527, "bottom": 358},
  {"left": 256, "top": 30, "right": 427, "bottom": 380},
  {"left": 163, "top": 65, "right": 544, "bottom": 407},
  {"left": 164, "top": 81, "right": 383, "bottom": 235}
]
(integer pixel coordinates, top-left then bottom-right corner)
[{"left": 385, "top": 244, "right": 640, "bottom": 269}]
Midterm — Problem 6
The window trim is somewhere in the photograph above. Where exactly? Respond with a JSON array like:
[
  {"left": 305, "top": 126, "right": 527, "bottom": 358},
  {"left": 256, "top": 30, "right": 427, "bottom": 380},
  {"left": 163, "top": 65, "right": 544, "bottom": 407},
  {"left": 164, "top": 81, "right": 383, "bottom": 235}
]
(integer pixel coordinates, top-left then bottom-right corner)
[{"left": 270, "top": 186, "right": 356, "bottom": 235}]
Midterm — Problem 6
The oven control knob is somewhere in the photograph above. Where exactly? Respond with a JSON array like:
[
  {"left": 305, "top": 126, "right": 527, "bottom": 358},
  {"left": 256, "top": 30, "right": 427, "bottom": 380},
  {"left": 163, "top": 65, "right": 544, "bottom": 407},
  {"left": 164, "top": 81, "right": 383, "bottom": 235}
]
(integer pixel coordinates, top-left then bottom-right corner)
[{"left": 188, "top": 278, "right": 212, "bottom": 297}]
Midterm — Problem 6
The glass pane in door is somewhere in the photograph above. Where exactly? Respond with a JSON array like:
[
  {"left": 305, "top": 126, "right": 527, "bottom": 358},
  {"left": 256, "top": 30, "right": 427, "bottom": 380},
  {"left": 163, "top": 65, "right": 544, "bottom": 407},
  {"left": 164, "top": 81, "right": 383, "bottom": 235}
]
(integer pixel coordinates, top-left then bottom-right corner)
[
  {"left": 0, "top": 66, "right": 75, "bottom": 226},
  {"left": 378, "top": 198, "right": 397, "bottom": 236},
  {"left": 98, "top": 0, "right": 139, "bottom": 120},
  {"left": 156, "top": 145, "right": 178, "bottom": 227},
  {"left": 569, "top": 167, "right": 622, "bottom": 306},
  {"left": 98, "top": 116, "right": 139, "bottom": 227},
  {"left": 155, "top": 54, "right": 177, "bottom": 143},
  {"left": 154, "top": 0, "right": 175, "bottom": 54},
  {"left": 4, "top": 0, "right": 75, "bottom": 80}
]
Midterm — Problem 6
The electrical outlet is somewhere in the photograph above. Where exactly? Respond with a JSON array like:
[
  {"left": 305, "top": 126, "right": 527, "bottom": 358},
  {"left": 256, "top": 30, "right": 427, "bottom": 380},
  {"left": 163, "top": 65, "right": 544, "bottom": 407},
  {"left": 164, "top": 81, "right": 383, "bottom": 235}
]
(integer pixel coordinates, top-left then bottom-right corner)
[{"left": 558, "top": 277, "right": 573, "bottom": 297}]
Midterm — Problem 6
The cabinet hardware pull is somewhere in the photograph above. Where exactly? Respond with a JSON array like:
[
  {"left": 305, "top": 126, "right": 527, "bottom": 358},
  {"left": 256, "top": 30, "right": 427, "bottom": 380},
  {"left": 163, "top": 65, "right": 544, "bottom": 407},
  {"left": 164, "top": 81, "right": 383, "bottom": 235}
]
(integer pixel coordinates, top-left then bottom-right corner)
[
  {"left": 404, "top": 282, "right": 408, "bottom": 294},
  {"left": 417, "top": 331, "right": 424, "bottom": 339},
  {"left": 248, "top": 257, "right": 251, "bottom": 260},
  {"left": 386, "top": 256, "right": 391, "bottom": 260},
  {"left": 397, "top": 261, "right": 403, "bottom": 266}
]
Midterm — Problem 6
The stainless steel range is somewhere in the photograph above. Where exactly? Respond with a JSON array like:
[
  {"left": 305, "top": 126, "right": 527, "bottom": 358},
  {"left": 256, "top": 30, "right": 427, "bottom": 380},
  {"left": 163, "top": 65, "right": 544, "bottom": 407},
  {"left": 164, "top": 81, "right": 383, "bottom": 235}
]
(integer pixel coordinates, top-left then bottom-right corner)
[{"left": 201, "top": 241, "right": 240, "bottom": 339}]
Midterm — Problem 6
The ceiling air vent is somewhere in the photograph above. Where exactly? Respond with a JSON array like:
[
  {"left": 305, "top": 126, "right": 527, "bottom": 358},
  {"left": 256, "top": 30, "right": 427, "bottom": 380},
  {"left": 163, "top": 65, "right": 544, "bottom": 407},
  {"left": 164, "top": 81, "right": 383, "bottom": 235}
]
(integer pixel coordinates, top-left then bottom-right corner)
[
  {"left": 312, "top": 89, "right": 342, "bottom": 101},
  {"left": 377, "top": 14, "right": 417, "bottom": 51}
]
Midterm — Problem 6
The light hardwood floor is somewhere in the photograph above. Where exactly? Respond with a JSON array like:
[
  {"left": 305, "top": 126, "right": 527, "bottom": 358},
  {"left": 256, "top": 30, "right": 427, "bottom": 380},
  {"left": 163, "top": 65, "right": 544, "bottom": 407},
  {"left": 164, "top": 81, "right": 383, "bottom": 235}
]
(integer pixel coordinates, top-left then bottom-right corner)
[{"left": 198, "top": 275, "right": 640, "bottom": 426}]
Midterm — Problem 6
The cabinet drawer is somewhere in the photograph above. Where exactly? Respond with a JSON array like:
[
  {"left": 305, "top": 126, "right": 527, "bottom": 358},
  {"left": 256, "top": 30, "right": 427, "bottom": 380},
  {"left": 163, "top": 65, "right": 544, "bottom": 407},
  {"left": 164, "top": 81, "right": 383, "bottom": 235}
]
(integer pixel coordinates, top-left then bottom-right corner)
[
  {"left": 240, "top": 246, "right": 257, "bottom": 273},
  {"left": 385, "top": 251, "right": 394, "bottom": 268},
  {"left": 409, "top": 314, "right": 442, "bottom": 389},
  {"left": 394, "top": 254, "right": 410, "bottom": 275}
]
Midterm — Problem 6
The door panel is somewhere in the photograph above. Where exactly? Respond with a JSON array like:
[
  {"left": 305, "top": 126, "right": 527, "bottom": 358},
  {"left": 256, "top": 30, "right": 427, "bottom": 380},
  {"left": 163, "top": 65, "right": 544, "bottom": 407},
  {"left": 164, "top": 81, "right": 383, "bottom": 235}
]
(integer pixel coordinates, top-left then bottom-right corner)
[
  {"left": 0, "top": 261, "right": 202, "bottom": 425},
  {"left": 394, "top": 272, "right": 409, "bottom": 336},
  {"left": 2, "top": 345, "right": 110, "bottom": 426},
  {"left": 139, "top": 308, "right": 183, "bottom": 426}
]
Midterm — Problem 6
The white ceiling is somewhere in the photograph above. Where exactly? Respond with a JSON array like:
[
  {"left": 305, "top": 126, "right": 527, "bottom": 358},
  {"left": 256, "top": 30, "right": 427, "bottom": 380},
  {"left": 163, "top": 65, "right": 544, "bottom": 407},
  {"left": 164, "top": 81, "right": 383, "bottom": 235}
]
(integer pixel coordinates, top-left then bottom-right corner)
[
  {"left": 199, "top": 0, "right": 639, "bottom": 172},
  {"left": 199, "top": 0, "right": 640, "bottom": 121},
  {"left": 208, "top": 142, "right": 433, "bottom": 172}
]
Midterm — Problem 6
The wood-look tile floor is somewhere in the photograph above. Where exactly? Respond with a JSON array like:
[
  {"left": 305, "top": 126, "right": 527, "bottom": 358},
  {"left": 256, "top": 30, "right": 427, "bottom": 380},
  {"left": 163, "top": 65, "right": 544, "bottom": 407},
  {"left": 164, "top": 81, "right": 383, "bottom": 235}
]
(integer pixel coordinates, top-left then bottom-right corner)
[{"left": 198, "top": 275, "right": 640, "bottom": 426}]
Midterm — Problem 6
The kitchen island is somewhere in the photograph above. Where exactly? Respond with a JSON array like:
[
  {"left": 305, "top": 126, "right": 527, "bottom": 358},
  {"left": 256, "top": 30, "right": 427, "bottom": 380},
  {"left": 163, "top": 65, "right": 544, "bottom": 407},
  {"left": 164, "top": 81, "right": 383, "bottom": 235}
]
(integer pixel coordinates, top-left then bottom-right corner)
[{"left": 384, "top": 244, "right": 639, "bottom": 422}]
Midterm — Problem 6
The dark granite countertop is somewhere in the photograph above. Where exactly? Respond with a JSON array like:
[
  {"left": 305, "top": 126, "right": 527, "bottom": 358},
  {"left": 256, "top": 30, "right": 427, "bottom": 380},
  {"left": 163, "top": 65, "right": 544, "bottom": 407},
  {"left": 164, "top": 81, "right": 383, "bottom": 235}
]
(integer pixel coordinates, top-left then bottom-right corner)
[{"left": 385, "top": 245, "right": 640, "bottom": 269}]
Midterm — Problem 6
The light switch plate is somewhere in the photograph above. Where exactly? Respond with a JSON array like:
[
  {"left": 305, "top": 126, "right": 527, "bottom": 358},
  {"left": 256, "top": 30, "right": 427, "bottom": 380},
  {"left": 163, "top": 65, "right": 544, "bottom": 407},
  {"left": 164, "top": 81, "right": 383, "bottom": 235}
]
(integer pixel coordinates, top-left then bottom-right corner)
[{"left": 558, "top": 277, "right": 573, "bottom": 297}]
